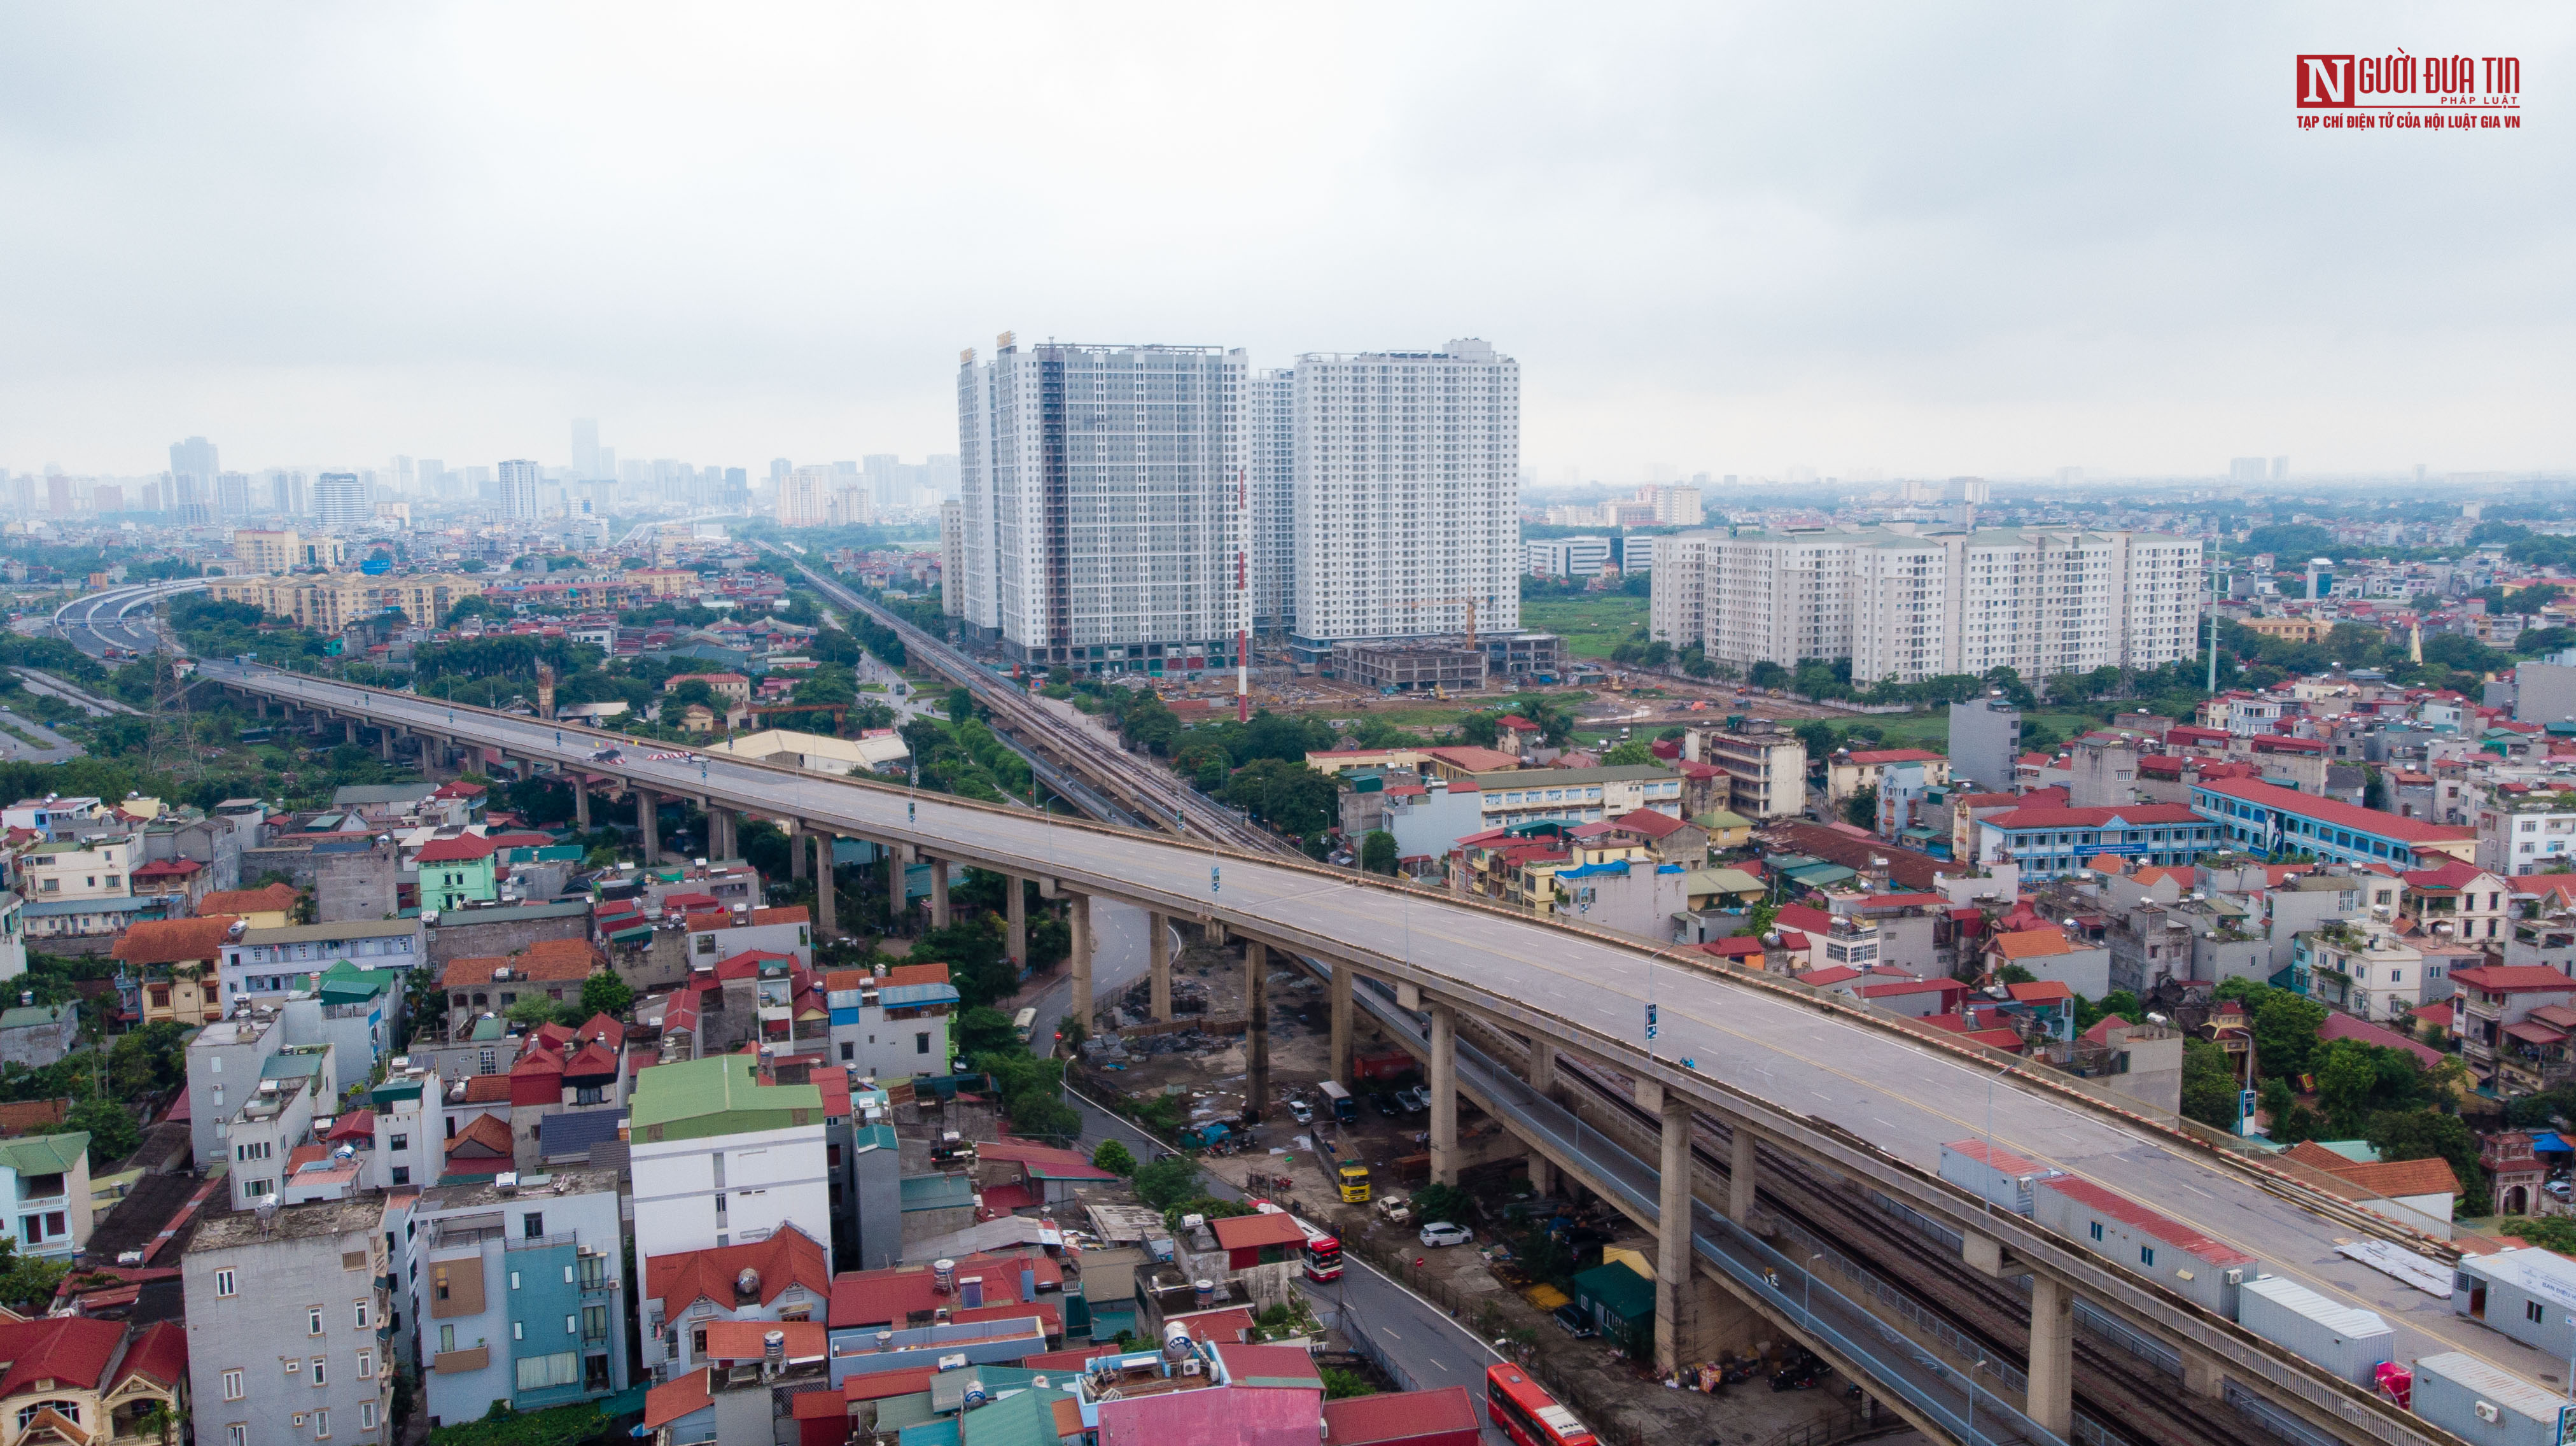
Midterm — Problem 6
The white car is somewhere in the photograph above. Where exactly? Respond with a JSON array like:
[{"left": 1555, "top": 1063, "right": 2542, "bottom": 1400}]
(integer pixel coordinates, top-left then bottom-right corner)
[{"left": 1418, "top": 1222, "right": 1472, "bottom": 1248}]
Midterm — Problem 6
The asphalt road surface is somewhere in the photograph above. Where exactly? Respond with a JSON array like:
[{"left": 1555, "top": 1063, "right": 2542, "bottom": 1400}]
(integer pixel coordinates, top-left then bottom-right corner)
[{"left": 202, "top": 663, "right": 2564, "bottom": 1393}]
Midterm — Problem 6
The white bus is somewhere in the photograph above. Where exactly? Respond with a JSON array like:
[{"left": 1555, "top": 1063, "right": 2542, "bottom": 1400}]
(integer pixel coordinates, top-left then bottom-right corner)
[{"left": 1013, "top": 1007, "right": 1039, "bottom": 1044}]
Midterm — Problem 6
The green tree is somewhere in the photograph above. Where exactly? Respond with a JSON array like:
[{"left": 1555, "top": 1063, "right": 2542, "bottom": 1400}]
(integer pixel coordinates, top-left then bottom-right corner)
[
  {"left": 0, "top": 1238, "right": 66, "bottom": 1317},
  {"left": 1747, "top": 661, "right": 1788, "bottom": 690},
  {"left": 2251, "top": 992, "right": 2328, "bottom": 1081},
  {"left": 2364, "top": 1109, "right": 2488, "bottom": 1216},
  {"left": 946, "top": 685, "right": 977, "bottom": 725},
  {"left": 2180, "top": 1037, "right": 2241, "bottom": 1130},
  {"left": 1221, "top": 759, "right": 1338, "bottom": 838},
  {"left": 1320, "top": 1367, "right": 1376, "bottom": 1400},
  {"left": 1361, "top": 830, "right": 1399, "bottom": 874},
  {"left": 1601, "top": 739, "right": 1656, "bottom": 767},
  {"left": 1453, "top": 712, "right": 1500, "bottom": 747},
  {"left": 1091, "top": 1139, "right": 1137, "bottom": 1176},
  {"left": 1840, "top": 785, "right": 1877, "bottom": 829},
  {"left": 794, "top": 669, "right": 858, "bottom": 708},
  {"left": 1410, "top": 1181, "right": 1471, "bottom": 1228},
  {"left": 664, "top": 678, "right": 719, "bottom": 713},
  {"left": 55, "top": 1098, "right": 140, "bottom": 1169},
  {"left": 956, "top": 1006, "right": 1020, "bottom": 1056},
  {"left": 578, "top": 970, "right": 634, "bottom": 1020},
  {"left": 1793, "top": 719, "right": 1838, "bottom": 759},
  {"left": 1133, "top": 1155, "right": 1202, "bottom": 1209}
]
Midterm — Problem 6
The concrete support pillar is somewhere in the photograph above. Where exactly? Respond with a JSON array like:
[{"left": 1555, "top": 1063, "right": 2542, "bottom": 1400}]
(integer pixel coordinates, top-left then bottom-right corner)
[
  {"left": 637, "top": 790, "right": 659, "bottom": 865},
  {"left": 2027, "top": 1275, "right": 2074, "bottom": 1438},
  {"left": 1329, "top": 962, "right": 1354, "bottom": 1086},
  {"left": 378, "top": 727, "right": 393, "bottom": 760},
  {"left": 815, "top": 831, "right": 836, "bottom": 938},
  {"left": 709, "top": 808, "right": 729, "bottom": 859},
  {"left": 1070, "top": 894, "right": 1094, "bottom": 1033},
  {"left": 344, "top": 719, "right": 358, "bottom": 745},
  {"left": 1428, "top": 1004, "right": 1457, "bottom": 1185},
  {"left": 1529, "top": 1151, "right": 1557, "bottom": 1198},
  {"left": 419, "top": 734, "right": 442, "bottom": 780},
  {"left": 2180, "top": 1347, "right": 2225, "bottom": 1400},
  {"left": 929, "top": 860, "right": 950, "bottom": 929},
  {"left": 1148, "top": 913, "right": 1172, "bottom": 1021},
  {"left": 1655, "top": 1093, "right": 1696, "bottom": 1374},
  {"left": 881, "top": 846, "right": 900, "bottom": 931},
  {"left": 1245, "top": 940, "right": 1269, "bottom": 1120},
  {"left": 790, "top": 821, "right": 806, "bottom": 881},
  {"left": 1006, "top": 877, "right": 1027, "bottom": 964},
  {"left": 1528, "top": 1037, "right": 1557, "bottom": 1099},
  {"left": 573, "top": 775, "right": 589, "bottom": 830},
  {"left": 1726, "top": 1123, "right": 1756, "bottom": 1223}
]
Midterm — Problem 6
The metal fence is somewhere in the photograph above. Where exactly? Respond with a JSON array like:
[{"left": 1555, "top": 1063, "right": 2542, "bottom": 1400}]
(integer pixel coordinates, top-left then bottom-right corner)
[
  {"left": 2225, "top": 1381, "right": 2348, "bottom": 1446},
  {"left": 1331, "top": 1302, "right": 1423, "bottom": 1395},
  {"left": 1770, "top": 1212, "right": 2030, "bottom": 1400}
]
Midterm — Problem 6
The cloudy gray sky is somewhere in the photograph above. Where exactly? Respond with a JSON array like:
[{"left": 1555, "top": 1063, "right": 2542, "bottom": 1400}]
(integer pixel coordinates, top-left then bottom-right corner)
[{"left": 3, "top": 3, "right": 2570, "bottom": 482}]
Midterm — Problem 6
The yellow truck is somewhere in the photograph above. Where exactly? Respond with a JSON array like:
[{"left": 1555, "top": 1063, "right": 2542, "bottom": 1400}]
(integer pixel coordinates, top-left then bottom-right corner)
[{"left": 1336, "top": 1160, "right": 1373, "bottom": 1204}]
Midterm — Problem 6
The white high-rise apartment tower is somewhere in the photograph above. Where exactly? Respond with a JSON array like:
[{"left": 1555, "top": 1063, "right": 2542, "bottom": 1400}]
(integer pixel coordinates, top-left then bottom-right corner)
[
  {"left": 1652, "top": 526, "right": 2201, "bottom": 685},
  {"left": 1287, "top": 340, "right": 1519, "bottom": 659},
  {"left": 1249, "top": 368, "right": 1296, "bottom": 637},
  {"left": 310, "top": 471, "right": 370, "bottom": 527},
  {"left": 776, "top": 465, "right": 831, "bottom": 528},
  {"left": 956, "top": 340, "right": 1247, "bottom": 673},
  {"left": 497, "top": 458, "right": 542, "bottom": 521}
]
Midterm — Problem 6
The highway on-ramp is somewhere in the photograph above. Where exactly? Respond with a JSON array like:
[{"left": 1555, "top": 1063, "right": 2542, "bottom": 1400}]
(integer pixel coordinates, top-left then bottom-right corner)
[{"left": 199, "top": 660, "right": 2563, "bottom": 1402}]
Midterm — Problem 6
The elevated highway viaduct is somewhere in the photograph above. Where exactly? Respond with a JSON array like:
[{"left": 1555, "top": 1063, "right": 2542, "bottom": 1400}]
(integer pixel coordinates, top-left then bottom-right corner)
[{"left": 208, "top": 659, "right": 2509, "bottom": 1446}]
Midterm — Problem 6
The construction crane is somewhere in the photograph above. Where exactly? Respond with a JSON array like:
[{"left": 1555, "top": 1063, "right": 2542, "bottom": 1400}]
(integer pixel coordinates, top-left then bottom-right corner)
[{"left": 1395, "top": 597, "right": 1480, "bottom": 652}]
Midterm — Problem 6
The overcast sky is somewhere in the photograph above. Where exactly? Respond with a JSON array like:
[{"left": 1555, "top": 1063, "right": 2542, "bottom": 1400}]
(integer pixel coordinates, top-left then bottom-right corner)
[{"left": 3, "top": 3, "right": 2571, "bottom": 483}]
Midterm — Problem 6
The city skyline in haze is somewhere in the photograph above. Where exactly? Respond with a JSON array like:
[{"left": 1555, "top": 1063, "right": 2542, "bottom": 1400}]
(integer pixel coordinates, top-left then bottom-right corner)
[{"left": 3, "top": 5, "right": 2568, "bottom": 479}]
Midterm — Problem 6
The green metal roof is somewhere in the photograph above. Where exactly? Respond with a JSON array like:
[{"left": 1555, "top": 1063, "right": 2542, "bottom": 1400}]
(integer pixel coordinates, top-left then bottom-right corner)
[
  {"left": 628, "top": 1054, "right": 823, "bottom": 1141},
  {"left": 900, "top": 1173, "right": 977, "bottom": 1212},
  {"left": 0, "top": 1132, "right": 88, "bottom": 1176},
  {"left": 0, "top": 1004, "right": 73, "bottom": 1030},
  {"left": 1572, "top": 1260, "right": 1654, "bottom": 1324}
]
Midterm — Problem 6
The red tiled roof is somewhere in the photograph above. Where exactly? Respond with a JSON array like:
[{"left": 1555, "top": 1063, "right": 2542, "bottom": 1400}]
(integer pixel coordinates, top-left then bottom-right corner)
[
  {"left": 827, "top": 1250, "right": 1060, "bottom": 1328},
  {"left": 1991, "top": 929, "right": 2076, "bottom": 960},
  {"left": 111, "top": 1319, "right": 187, "bottom": 1391},
  {"left": 2400, "top": 861, "right": 2491, "bottom": 890},
  {"left": 843, "top": 1366, "right": 939, "bottom": 1402},
  {"left": 1608, "top": 808, "right": 1686, "bottom": 839},
  {"left": 1858, "top": 979, "right": 1958, "bottom": 999},
  {"left": 416, "top": 834, "right": 501, "bottom": 862},
  {"left": 445, "top": 1113, "right": 514, "bottom": 1159},
  {"left": 2314, "top": 1011, "right": 2444, "bottom": 1067},
  {"left": 199, "top": 882, "right": 300, "bottom": 916},
  {"left": 885, "top": 962, "right": 951, "bottom": 988},
  {"left": 0, "top": 1316, "right": 128, "bottom": 1396},
  {"left": 1211, "top": 1212, "right": 1310, "bottom": 1251},
  {"left": 644, "top": 1368, "right": 713, "bottom": 1430},
  {"left": 130, "top": 857, "right": 203, "bottom": 879},
  {"left": 2452, "top": 965, "right": 2576, "bottom": 994},
  {"left": 647, "top": 1228, "right": 831, "bottom": 1317},
  {"left": 1698, "top": 936, "right": 1765, "bottom": 958},
  {"left": 112, "top": 916, "right": 241, "bottom": 965},
  {"left": 2005, "top": 980, "right": 2075, "bottom": 1004},
  {"left": 977, "top": 1139, "right": 1119, "bottom": 1181},
  {"left": 2193, "top": 777, "right": 2474, "bottom": 845},
  {"left": 702, "top": 1319, "right": 828, "bottom": 1361},
  {"left": 461, "top": 1074, "right": 512, "bottom": 1104},
  {"left": 2040, "top": 1177, "right": 2255, "bottom": 1265},
  {"left": 1981, "top": 804, "right": 2204, "bottom": 829},
  {"left": 1845, "top": 748, "right": 1945, "bottom": 765}
]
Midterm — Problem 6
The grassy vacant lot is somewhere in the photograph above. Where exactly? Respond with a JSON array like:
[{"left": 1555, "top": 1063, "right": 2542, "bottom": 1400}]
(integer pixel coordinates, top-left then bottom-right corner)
[
  {"left": 1518, "top": 594, "right": 1648, "bottom": 660},
  {"left": 1861, "top": 709, "right": 2104, "bottom": 753}
]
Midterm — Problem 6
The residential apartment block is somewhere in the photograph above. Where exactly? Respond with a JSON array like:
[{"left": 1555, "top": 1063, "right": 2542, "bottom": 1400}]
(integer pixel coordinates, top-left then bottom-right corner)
[
  {"left": 629, "top": 1054, "right": 832, "bottom": 1265},
  {"left": 1651, "top": 526, "right": 2203, "bottom": 684},
  {"left": 955, "top": 341, "right": 1247, "bottom": 673},
  {"left": 1287, "top": 341, "right": 1520, "bottom": 660},
  {"left": 404, "top": 1167, "right": 630, "bottom": 1426},
  {"left": 183, "top": 1195, "right": 395, "bottom": 1446}
]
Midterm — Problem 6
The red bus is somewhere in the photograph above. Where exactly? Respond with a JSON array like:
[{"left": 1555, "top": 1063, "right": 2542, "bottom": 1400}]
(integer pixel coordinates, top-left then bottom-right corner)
[{"left": 1485, "top": 1363, "right": 1595, "bottom": 1446}]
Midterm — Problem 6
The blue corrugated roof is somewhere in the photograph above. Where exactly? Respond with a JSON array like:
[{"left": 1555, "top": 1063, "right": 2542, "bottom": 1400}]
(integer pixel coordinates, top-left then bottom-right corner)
[
  {"left": 2532, "top": 1131, "right": 2571, "bottom": 1154},
  {"left": 878, "top": 983, "right": 962, "bottom": 1007},
  {"left": 20, "top": 896, "right": 156, "bottom": 916},
  {"left": 538, "top": 1107, "right": 627, "bottom": 1158}
]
